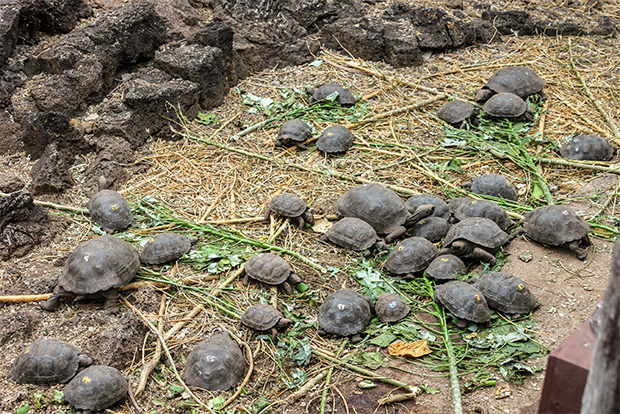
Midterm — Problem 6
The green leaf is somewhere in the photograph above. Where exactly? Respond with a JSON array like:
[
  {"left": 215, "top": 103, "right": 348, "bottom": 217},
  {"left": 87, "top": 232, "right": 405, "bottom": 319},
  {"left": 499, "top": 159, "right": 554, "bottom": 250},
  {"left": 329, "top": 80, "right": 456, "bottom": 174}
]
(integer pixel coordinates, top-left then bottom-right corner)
[
  {"left": 294, "top": 337, "right": 312, "bottom": 366},
  {"left": 196, "top": 111, "right": 220, "bottom": 125},
  {"left": 308, "top": 59, "right": 323, "bottom": 67},
  {"left": 348, "top": 351, "right": 384, "bottom": 370},
  {"left": 531, "top": 183, "right": 544, "bottom": 200},
  {"left": 369, "top": 332, "right": 398, "bottom": 347},
  {"left": 16, "top": 403, "right": 29, "bottom": 414},
  {"left": 208, "top": 396, "right": 225, "bottom": 410},
  {"left": 253, "top": 396, "right": 270, "bottom": 413},
  {"left": 295, "top": 283, "right": 309, "bottom": 293},
  {"left": 169, "top": 384, "right": 185, "bottom": 395},
  {"left": 53, "top": 390, "right": 64, "bottom": 403},
  {"left": 283, "top": 368, "right": 307, "bottom": 389},
  {"left": 421, "top": 385, "right": 440, "bottom": 395}
]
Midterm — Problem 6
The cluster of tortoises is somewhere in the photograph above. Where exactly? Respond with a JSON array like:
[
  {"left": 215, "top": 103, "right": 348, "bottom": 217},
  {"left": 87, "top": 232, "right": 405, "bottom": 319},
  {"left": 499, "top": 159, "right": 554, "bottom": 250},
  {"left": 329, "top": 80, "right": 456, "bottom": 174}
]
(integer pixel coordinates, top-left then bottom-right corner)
[
  {"left": 10, "top": 74, "right": 599, "bottom": 407},
  {"left": 437, "top": 65, "right": 617, "bottom": 161}
]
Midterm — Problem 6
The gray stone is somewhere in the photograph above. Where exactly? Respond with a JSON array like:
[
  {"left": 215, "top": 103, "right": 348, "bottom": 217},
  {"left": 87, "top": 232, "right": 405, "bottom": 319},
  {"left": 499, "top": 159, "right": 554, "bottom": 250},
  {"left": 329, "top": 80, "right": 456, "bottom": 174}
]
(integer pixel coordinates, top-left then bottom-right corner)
[
  {"left": 29, "top": 143, "right": 74, "bottom": 194},
  {"left": 93, "top": 102, "right": 149, "bottom": 149},
  {"left": 0, "top": 0, "right": 21, "bottom": 67}
]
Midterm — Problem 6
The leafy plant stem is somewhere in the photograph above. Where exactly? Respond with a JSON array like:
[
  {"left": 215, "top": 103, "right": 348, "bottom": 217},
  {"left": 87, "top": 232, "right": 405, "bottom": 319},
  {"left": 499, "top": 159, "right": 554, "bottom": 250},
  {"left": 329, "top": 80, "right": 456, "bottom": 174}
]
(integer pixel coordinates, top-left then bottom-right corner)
[{"left": 133, "top": 197, "right": 326, "bottom": 273}]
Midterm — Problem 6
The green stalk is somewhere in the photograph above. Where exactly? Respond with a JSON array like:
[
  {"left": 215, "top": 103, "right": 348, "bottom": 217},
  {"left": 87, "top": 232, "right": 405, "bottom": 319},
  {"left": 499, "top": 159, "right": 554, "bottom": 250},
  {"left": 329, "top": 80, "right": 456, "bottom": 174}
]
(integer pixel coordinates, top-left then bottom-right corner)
[{"left": 133, "top": 198, "right": 326, "bottom": 273}]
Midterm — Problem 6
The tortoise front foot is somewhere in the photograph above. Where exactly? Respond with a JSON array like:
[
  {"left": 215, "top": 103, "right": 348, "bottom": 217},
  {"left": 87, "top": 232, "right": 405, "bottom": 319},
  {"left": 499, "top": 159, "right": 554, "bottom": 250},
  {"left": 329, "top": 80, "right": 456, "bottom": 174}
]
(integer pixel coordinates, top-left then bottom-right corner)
[
  {"left": 568, "top": 241, "right": 589, "bottom": 260},
  {"left": 101, "top": 288, "right": 119, "bottom": 313},
  {"left": 40, "top": 286, "right": 71, "bottom": 312},
  {"left": 350, "top": 334, "right": 363, "bottom": 343},
  {"left": 385, "top": 226, "right": 407, "bottom": 244},
  {"left": 470, "top": 247, "right": 497, "bottom": 266}
]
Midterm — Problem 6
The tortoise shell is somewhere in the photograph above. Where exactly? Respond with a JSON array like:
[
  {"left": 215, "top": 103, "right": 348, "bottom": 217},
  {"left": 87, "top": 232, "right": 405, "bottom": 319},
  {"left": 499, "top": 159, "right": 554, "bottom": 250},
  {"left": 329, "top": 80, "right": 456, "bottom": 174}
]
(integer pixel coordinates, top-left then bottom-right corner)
[
  {"left": 63, "top": 365, "right": 128, "bottom": 412},
  {"left": 244, "top": 253, "right": 294, "bottom": 285},
  {"left": 410, "top": 216, "right": 451, "bottom": 242},
  {"left": 405, "top": 194, "right": 451, "bottom": 220},
  {"left": 483, "top": 92, "right": 530, "bottom": 119},
  {"left": 434, "top": 281, "right": 491, "bottom": 324},
  {"left": 277, "top": 119, "right": 311, "bottom": 145},
  {"left": 318, "top": 289, "right": 372, "bottom": 337},
  {"left": 465, "top": 174, "right": 518, "bottom": 201},
  {"left": 523, "top": 205, "right": 590, "bottom": 247},
  {"left": 183, "top": 332, "right": 247, "bottom": 391},
  {"left": 140, "top": 233, "right": 194, "bottom": 265},
  {"left": 558, "top": 135, "right": 616, "bottom": 161},
  {"left": 309, "top": 83, "right": 356, "bottom": 106},
  {"left": 384, "top": 237, "right": 438, "bottom": 276},
  {"left": 241, "top": 304, "right": 285, "bottom": 332},
  {"left": 448, "top": 197, "right": 512, "bottom": 231},
  {"left": 475, "top": 66, "right": 545, "bottom": 102},
  {"left": 323, "top": 217, "right": 382, "bottom": 251},
  {"left": 337, "top": 184, "right": 408, "bottom": 235},
  {"left": 59, "top": 235, "right": 140, "bottom": 295},
  {"left": 443, "top": 217, "right": 510, "bottom": 250},
  {"left": 87, "top": 178, "right": 133, "bottom": 233},
  {"left": 268, "top": 193, "right": 309, "bottom": 218},
  {"left": 437, "top": 100, "right": 476, "bottom": 126},
  {"left": 11, "top": 338, "right": 90, "bottom": 385},
  {"left": 425, "top": 254, "right": 466, "bottom": 281},
  {"left": 316, "top": 125, "right": 355, "bottom": 154},
  {"left": 375, "top": 293, "right": 410, "bottom": 322},
  {"left": 472, "top": 272, "right": 538, "bottom": 315}
]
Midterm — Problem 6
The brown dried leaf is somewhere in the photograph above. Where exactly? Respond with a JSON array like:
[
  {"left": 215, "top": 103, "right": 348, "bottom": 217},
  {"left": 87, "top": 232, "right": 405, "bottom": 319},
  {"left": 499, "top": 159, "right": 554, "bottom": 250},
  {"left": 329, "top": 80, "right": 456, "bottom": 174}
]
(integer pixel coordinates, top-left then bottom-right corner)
[{"left": 387, "top": 340, "right": 432, "bottom": 358}]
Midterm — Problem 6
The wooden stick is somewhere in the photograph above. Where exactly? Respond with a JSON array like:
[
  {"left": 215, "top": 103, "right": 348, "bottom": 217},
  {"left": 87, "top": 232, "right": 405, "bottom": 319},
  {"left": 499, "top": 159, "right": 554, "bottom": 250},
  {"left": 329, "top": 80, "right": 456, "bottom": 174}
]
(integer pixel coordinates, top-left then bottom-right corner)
[
  {"left": 568, "top": 39, "right": 620, "bottom": 142},
  {"left": 0, "top": 192, "right": 88, "bottom": 214},
  {"left": 378, "top": 390, "right": 424, "bottom": 405},
  {"left": 135, "top": 294, "right": 166, "bottom": 397},
  {"left": 345, "top": 94, "right": 448, "bottom": 128},
  {"left": 286, "top": 371, "right": 328, "bottom": 402},
  {"left": 537, "top": 157, "right": 620, "bottom": 175},
  {"left": 121, "top": 297, "right": 212, "bottom": 412}
]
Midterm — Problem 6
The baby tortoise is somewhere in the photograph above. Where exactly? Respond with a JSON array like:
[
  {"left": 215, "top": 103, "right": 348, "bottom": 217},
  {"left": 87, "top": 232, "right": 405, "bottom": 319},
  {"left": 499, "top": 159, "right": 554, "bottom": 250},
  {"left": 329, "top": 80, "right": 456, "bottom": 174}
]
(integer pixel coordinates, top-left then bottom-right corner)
[
  {"left": 437, "top": 99, "right": 478, "bottom": 129},
  {"left": 405, "top": 193, "right": 451, "bottom": 220},
  {"left": 425, "top": 254, "right": 466, "bottom": 282},
  {"left": 383, "top": 237, "right": 438, "bottom": 279},
  {"left": 483, "top": 92, "right": 534, "bottom": 122},
  {"left": 240, "top": 304, "right": 293, "bottom": 341},
  {"left": 471, "top": 272, "right": 538, "bottom": 318},
  {"left": 462, "top": 174, "right": 519, "bottom": 201},
  {"left": 375, "top": 293, "right": 410, "bottom": 323},
  {"left": 434, "top": 281, "right": 491, "bottom": 328},
  {"left": 475, "top": 65, "right": 545, "bottom": 103},
  {"left": 557, "top": 135, "right": 616, "bottom": 161},
  {"left": 523, "top": 205, "right": 591, "bottom": 260},
  {"left": 448, "top": 197, "right": 512, "bottom": 231},
  {"left": 318, "top": 289, "right": 374, "bottom": 343},
  {"left": 308, "top": 83, "right": 357, "bottom": 107},
  {"left": 410, "top": 216, "right": 451, "bottom": 243},
  {"left": 63, "top": 365, "right": 128, "bottom": 414},
  {"left": 87, "top": 176, "right": 133, "bottom": 233},
  {"left": 41, "top": 235, "right": 140, "bottom": 311},
  {"left": 265, "top": 192, "right": 314, "bottom": 228},
  {"left": 243, "top": 253, "right": 302, "bottom": 295},
  {"left": 276, "top": 119, "right": 312, "bottom": 150},
  {"left": 440, "top": 217, "right": 510, "bottom": 266},
  {"left": 316, "top": 125, "right": 355, "bottom": 154},
  {"left": 321, "top": 217, "right": 386, "bottom": 255},
  {"left": 11, "top": 338, "right": 93, "bottom": 385},
  {"left": 140, "top": 233, "right": 197, "bottom": 266},
  {"left": 337, "top": 183, "right": 434, "bottom": 243},
  {"left": 183, "top": 332, "right": 247, "bottom": 391}
]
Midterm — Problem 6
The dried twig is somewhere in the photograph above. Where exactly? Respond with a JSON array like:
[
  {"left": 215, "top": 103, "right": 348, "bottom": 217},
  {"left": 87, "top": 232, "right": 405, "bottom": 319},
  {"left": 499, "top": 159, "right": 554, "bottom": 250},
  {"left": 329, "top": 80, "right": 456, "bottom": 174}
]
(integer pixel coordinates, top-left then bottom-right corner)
[
  {"left": 345, "top": 94, "right": 448, "bottom": 128},
  {"left": 0, "top": 191, "right": 88, "bottom": 214},
  {"left": 135, "top": 294, "right": 166, "bottom": 397},
  {"left": 222, "top": 331, "right": 254, "bottom": 408}
]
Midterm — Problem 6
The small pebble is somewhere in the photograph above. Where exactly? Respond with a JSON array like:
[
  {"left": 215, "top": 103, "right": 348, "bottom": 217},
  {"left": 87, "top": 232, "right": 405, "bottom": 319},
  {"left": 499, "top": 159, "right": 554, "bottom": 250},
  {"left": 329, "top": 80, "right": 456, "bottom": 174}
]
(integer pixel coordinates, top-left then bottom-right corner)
[{"left": 518, "top": 251, "right": 533, "bottom": 262}]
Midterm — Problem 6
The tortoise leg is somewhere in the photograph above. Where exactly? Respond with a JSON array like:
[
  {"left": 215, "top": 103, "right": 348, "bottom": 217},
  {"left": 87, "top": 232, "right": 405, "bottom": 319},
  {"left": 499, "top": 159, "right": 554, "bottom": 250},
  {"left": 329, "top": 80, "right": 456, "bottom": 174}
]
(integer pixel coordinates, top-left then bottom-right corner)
[
  {"left": 403, "top": 273, "right": 415, "bottom": 280},
  {"left": 568, "top": 240, "right": 588, "bottom": 260},
  {"left": 271, "top": 327, "right": 278, "bottom": 342},
  {"left": 469, "top": 247, "right": 497, "bottom": 266},
  {"left": 101, "top": 288, "right": 118, "bottom": 311},
  {"left": 296, "top": 216, "right": 305, "bottom": 229},
  {"left": 317, "top": 327, "right": 328, "bottom": 337},
  {"left": 40, "top": 286, "right": 72, "bottom": 311},
  {"left": 456, "top": 318, "right": 467, "bottom": 329},
  {"left": 384, "top": 226, "right": 407, "bottom": 244},
  {"left": 350, "top": 334, "right": 362, "bottom": 343},
  {"left": 78, "top": 354, "right": 94, "bottom": 367},
  {"left": 363, "top": 249, "right": 372, "bottom": 258},
  {"left": 294, "top": 142, "right": 308, "bottom": 150},
  {"left": 263, "top": 208, "right": 272, "bottom": 222},
  {"left": 242, "top": 273, "right": 250, "bottom": 287},
  {"left": 438, "top": 247, "right": 453, "bottom": 256},
  {"left": 303, "top": 210, "right": 314, "bottom": 226},
  {"left": 281, "top": 281, "right": 293, "bottom": 296}
]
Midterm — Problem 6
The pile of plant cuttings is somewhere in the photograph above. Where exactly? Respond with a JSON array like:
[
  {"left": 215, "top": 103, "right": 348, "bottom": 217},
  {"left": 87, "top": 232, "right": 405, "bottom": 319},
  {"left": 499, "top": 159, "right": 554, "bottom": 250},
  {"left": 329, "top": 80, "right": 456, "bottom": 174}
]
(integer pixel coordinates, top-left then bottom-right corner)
[{"left": 8, "top": 34, "right": 620, "bottom": 414}]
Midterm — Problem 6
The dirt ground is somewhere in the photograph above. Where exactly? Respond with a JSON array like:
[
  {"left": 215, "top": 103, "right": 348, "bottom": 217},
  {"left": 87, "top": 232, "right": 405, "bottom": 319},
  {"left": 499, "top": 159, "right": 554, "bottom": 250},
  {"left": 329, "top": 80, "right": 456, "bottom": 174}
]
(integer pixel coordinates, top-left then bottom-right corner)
[{"left": 2, "top": 1, "right": 620, "bottom": 414}]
